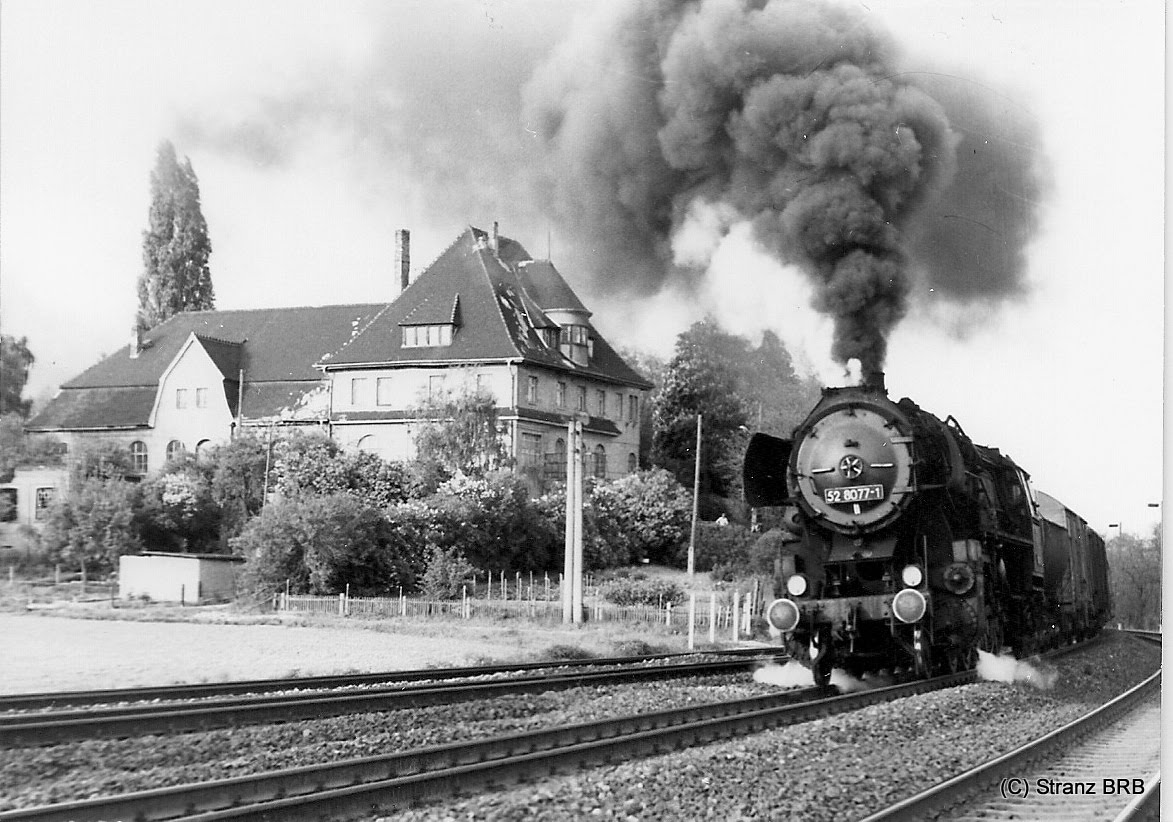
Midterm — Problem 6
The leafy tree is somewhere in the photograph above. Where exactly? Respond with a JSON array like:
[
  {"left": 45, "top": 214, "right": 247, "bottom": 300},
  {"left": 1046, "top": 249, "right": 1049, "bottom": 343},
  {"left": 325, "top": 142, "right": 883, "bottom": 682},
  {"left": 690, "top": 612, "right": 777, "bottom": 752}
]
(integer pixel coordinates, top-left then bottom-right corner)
[
  {"left": 40, "top": 477, "right": 143, "bottom": 576},
  {"left": 413, "top": 389, "right": 511, "bottom": 491},
  {"left": 591, "top": 469, "right": 693, "bottom": 566},
  {"left": 421, "top": 545, "right": 478, "bottom": 599},
  {"left": 208, "top": 433, "right": 271, "bottom": 548},
  {"left": 651, "top": 321, "right": 823, "bottom": 520},
  {"left": 0, "top": 414, "right": 66, "bottom": 483},
  {"left": 740, "top": 331, "right": 822, "bottom": 436},
  {"left": 234, "top": 494, "right": 415, "bottom": 596},
  {"left": 136, "top": 456, "right": 220, "bottom": 553},
  {"left": 70, "top": 442, "right": 137, "bottom": 482},
  {"left": 651, "top": 319, "right": 749, "bottom": 518},
  {"left": 425, "top": 472, "right": 560, "bottom": 572},
  {"left": 1107, "top": 526, "right": 1162, "bottom": 630},
  {"left": 137, "top": 140, "right": 214, "bottom": 330},
  {"left": 271, "top": 431, "right": 415, "bottom": 508},
  {"left": 1, "top": 335, "right": 35, "bottom": 417}
]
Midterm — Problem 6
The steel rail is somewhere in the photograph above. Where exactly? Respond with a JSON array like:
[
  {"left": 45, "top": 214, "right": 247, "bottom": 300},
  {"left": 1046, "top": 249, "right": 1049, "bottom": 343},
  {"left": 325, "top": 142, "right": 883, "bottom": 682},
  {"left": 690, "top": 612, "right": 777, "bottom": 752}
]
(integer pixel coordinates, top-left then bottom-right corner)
[
  {"left": 1109, "top": 773, "right": 1161, "bottom": 822},
  {"left": 0, "top": 647, "right": 784, "bottom": 712},
  {"left": 856, "top": 670, "right": 1162, "bottom": 822},
  {"left": 0, "top": 656, "right": 783, "bottom": 746},
  {"left": 4, "top": 671, "right": 983, "bottom": 822}
]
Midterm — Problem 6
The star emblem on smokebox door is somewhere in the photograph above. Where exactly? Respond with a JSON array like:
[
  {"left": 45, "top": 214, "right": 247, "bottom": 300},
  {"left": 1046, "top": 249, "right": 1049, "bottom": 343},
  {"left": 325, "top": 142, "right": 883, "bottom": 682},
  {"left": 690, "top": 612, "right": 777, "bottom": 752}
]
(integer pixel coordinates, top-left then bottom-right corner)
[{"left": 839, "top": 455, "right": 864, "bottom": 480}]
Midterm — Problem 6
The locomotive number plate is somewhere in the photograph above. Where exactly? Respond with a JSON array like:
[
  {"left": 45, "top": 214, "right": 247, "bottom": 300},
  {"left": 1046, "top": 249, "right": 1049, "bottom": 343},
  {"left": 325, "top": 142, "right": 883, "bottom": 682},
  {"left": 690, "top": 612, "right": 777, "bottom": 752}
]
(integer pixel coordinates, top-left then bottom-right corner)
[{"left": 824, "top": 484, "right": 884, "bottom": 504}]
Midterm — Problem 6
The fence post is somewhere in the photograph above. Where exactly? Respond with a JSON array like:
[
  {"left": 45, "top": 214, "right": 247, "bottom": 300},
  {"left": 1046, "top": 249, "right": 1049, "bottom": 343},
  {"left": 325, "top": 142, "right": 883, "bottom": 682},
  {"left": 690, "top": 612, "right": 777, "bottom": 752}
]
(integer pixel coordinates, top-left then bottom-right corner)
[
  {"left": 665, "top": 601, "right": 672, "bottom": 627},
  {"left": 688, "top": 594, "right": 696, "bottom": 651},
  {"left": 55, "top": 564, "right": 60, "bottom": 585},
  {"left": 338, "top": 593, "right": 345, "bottom": 617},
  {"left": 731, "top": 592, "right": 739, "bottom": 642},
  {"left": 545, "top": 573, "right": 550, "bottom": 602},
  {"left": 463, "top": 585, "right": 469, "bottom": 619},
  {"left": 709, "top": 593, "right": 717, "bottom": 643},
  {"left": 345, "top": 584, "right": 351, "bottom": 617}
]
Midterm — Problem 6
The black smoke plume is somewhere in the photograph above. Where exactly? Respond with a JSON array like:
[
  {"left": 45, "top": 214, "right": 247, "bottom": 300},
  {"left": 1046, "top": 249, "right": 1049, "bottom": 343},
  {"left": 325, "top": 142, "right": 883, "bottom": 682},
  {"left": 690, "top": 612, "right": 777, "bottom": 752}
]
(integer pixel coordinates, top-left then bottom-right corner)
[{"left": 523, "top": 0, "right": 1047, "bottom": 374}]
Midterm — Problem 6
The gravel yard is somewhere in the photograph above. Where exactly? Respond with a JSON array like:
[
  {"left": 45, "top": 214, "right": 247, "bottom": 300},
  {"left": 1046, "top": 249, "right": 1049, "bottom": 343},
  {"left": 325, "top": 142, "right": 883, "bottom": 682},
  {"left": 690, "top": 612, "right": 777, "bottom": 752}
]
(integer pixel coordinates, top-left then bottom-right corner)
[{"left": 0, "top": 610, "right": 690, "bottom": 694}]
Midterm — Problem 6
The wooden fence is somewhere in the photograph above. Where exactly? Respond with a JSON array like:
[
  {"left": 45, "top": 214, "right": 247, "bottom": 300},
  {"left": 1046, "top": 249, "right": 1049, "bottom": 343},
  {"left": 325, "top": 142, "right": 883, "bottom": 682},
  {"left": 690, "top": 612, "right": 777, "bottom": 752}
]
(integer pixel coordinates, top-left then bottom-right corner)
[{"left": 279, "top": 588, "right": 768, "bottom": 641}]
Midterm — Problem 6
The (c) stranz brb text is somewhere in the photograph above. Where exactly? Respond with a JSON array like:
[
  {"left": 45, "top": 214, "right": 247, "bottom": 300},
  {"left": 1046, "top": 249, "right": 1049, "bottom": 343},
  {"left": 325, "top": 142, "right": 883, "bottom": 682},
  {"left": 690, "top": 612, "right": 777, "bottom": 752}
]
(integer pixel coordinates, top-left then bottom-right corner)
[{"left": 999, "top": 777, "right": 1148, "bottom": 798}]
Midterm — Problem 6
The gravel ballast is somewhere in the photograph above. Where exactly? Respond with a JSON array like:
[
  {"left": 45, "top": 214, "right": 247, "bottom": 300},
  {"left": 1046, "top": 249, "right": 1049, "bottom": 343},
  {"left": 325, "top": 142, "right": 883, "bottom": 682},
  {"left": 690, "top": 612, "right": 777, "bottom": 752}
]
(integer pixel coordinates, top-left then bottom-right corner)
[
  {"left": 0, "top": 633, "right": 1157, "bottom": 819},
  {"left": 388, "top": 634, "right": 1159, "bottom": 822}
]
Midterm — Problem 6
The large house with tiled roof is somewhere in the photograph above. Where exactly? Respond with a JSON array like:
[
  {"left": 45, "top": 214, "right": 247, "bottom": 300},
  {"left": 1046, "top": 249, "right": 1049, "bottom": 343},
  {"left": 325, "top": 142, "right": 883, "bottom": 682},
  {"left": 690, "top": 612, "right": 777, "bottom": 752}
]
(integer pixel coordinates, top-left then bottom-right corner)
[{"left": 27, "top": 225, "right": 652, "bottom": 487}]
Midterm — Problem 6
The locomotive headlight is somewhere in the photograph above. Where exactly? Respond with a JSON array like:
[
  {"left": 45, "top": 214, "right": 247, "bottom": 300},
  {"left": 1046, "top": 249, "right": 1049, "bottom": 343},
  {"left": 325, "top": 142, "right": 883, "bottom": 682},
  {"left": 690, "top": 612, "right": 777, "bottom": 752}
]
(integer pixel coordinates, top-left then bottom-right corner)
[
  {"left": 785, "top": 574, "right": 809, "bottom": 597},
  {"left": 942, "top": 562, "right": 976, "bottom": 595},
  {"left": 900, "top": 565, "right": 924, "bottom": 588},
  {"left": 766, "top": 598, "right": 801, "bottom": 633},
  {"left": 892, "top": 588, "right": 927, "bottom": 624}
]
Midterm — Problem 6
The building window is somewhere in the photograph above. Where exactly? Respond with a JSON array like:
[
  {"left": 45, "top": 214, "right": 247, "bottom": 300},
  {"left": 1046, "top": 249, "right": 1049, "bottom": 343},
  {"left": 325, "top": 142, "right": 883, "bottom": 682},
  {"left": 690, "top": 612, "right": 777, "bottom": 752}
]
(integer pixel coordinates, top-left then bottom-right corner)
[
  {"left": 357, "top": 434, "right": 379, "bottom": 453},
  {"left": 34, "top": 488, "right": 56, "bottom": 521},
  {"left": 429, "top": 374, "right": 446, "bottom": 400},
  {"left": 176, "top": 388, "right": 188, "bottom": 409},
  {"left": 593, "top": 445, "right": 607, "bottom": 478},
  {"left": 195, "top": 439, "right": 212, "bottom": 461},
  {"left": 628, "top": 453, "right": 638, "bottom": 473},
  {"left": 559, "top": 325, "right": 589, "bottom": 346},
  {"left": 350, "top": 377, "right": 369, "bottom": 406},
  {"left": 166, "top": 440, "right": 185, "bottom": 462},
  {"left": 527, "top": 376, "right": 539, "bottom": 405},
  {"left": 628, "top": 395, "right": 639, "bottom": 422},
  {"left": 556, "top": 381, "right": 567, "bottom": 407},
  {"left": 519, "top": 432, "right": 542, "bottom": 467},
  {"left": 0, "top": 489, "right": 16, "bottom": 523},
  {"left": 377, "top": 377, "right": 394, "bottom": 406},
  {"left": 476, "top": 373, "right": 493, "bottom": 398},
  {"left": 195, "top": 387, "right": 208, "bottom": 408},
  {"left": 577, "top": 386, "right": 587, "bottom": 412},
  {"left": 130, "top": 441, "right": 148, "bottom": 474},
  {"left": 615, "top": 392, "right": 623, "bottom": 418},
  {"left": 402, "top": 324, "right": 454, "bottom": 348}
]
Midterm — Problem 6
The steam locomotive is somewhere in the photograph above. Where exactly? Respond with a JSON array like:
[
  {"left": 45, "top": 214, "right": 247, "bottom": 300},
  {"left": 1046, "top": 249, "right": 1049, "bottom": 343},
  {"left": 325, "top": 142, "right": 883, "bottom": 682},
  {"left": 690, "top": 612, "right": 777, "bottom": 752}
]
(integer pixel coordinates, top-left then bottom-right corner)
[{"left": 744, "top": 375, "right": 1111, "bottom": 684}]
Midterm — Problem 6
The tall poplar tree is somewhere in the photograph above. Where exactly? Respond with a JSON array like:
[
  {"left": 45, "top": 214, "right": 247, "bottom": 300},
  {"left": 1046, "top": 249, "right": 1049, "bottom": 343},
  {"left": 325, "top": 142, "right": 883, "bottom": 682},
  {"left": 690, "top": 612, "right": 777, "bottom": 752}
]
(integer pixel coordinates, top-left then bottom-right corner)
[{"left": 137, "top": 141, "right": 214, "bottom": 329}]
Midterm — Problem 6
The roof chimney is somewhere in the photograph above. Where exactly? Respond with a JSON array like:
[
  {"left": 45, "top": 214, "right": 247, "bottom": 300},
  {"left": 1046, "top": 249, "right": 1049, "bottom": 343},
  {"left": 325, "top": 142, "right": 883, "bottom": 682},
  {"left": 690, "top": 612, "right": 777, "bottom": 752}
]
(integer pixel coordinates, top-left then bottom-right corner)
[
  {"left": 130, "top": 322, "right": 142, "bottom": 359},
  {"left": 395, "top": 228, "right": 410, "bottom": 292},
  {"left": 490, "top": 221, "right": 499, "bottom": 252}
]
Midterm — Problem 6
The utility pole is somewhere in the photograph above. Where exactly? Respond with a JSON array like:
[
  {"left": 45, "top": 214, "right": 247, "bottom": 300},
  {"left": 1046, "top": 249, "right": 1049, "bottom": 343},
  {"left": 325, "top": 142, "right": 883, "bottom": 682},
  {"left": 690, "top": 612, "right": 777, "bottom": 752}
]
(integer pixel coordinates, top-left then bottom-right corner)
[
  {"left": 688, "top": 413, "right": 702, "bottom": 578},
  {"left": 563, "top": 414, "right": 586, "bottom": 623}
]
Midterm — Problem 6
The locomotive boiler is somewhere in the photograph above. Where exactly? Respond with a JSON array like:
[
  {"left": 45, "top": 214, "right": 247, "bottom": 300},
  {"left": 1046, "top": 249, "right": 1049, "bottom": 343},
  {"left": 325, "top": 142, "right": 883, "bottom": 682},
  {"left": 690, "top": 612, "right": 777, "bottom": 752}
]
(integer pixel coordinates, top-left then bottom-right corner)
[{"left": 744, "top": 374, "right": 1110, "bottom": 685}]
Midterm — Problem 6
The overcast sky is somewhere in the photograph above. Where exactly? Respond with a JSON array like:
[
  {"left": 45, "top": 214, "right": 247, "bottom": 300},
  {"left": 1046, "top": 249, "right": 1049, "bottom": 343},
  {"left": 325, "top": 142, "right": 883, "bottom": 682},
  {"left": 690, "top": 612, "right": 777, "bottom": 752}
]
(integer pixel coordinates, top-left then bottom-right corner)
[{"left": 0, "top": 0, "right": 1163, "bottom": 538}]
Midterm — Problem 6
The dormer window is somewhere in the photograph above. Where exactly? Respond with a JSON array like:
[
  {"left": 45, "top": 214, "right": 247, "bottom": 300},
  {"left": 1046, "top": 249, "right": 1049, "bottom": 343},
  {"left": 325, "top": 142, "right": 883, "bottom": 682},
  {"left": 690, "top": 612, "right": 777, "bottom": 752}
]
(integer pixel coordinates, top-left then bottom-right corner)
[
  {"left": 559, "top": 325, "right": 589, "bottom": 346},
  {"left": 558, "top": 324, "right": 591, "bottom": 367},
  {"left": 402, "top": 324, "right": 454, "bottom": 348}
]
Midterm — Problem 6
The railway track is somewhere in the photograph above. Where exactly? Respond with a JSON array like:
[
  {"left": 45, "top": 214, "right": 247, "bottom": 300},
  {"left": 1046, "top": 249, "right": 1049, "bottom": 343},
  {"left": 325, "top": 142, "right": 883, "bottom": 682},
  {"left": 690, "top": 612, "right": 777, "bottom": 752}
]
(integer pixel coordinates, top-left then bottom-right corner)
[
  {"left": 0, "top": 651, "right": 785, "bottom": 746},
  {"left": 4, "top": 670, "right": 980, "bottom": 822},
  {"left": 861, "top": 634, "right": 1162, "bottom": 822},
  {"left": 0, "top": 647, "right": 781, "bottom": 711}
]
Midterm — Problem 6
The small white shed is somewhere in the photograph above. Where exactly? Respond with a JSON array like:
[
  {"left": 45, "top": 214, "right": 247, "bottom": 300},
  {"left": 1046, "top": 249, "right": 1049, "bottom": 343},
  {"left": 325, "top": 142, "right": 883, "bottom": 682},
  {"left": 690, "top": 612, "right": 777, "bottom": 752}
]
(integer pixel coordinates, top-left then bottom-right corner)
[{"left": 119, "top": 552, "right": 245, "bottom": 604}]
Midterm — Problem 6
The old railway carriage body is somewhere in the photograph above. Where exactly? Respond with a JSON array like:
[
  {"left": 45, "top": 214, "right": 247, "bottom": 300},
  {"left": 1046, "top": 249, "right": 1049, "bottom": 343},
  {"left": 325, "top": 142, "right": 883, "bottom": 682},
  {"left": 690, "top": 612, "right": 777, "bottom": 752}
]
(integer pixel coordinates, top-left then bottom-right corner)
[{"left": 744, "top": 377, "right": 1109, "bottom": 684}]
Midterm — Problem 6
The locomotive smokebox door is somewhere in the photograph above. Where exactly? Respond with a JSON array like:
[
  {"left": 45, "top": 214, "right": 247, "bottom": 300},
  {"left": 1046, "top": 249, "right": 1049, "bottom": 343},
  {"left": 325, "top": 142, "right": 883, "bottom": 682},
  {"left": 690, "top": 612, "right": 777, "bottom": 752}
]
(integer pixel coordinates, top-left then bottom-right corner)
[{"left": 744, "top": 433, "right": 792, "bottom": 507}]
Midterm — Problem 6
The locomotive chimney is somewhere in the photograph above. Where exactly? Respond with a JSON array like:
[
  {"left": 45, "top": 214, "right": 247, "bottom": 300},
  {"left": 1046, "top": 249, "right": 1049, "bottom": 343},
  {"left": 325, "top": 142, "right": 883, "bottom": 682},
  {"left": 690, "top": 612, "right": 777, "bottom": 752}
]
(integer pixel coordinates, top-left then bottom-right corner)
[
  {"left": 395, "top": 228, "right": 410, "bottom": 293},
  {"left": 863, "top": 368, "right": 886, "bottom": 393}
]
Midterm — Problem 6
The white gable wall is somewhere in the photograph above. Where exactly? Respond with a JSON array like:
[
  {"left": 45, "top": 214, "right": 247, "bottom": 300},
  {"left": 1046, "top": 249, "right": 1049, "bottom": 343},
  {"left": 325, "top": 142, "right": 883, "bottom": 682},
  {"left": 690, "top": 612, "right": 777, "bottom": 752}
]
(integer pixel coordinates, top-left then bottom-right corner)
[{"left": 151, "top": 336, "right": 235, "bottom": 467}]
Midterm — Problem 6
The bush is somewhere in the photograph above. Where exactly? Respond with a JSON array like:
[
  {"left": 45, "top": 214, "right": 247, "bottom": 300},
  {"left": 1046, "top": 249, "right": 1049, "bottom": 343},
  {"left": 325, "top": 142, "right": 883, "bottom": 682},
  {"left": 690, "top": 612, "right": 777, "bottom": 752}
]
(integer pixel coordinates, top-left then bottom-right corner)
[
  {"left": 425, "top": 472, "right": 561, "bottom": 571},
  {"left": 40, "top": 476, "right": 143, "bottom": 575},
  {"left": 591, "top": 469, "right": 692, "bottom": 566},
  {"left": 421, "top": 545, "right": 477, "bottom": 599},
  {"left": 689, "top": 522, "right": 757, "bottom": 578},
  {"left": 233, "top": 494, "right": 416, "bottom": 596},
  {"left": 599, "top": 577, "right": 685, "bottom": 607}
]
